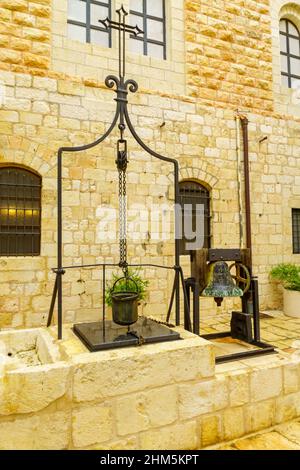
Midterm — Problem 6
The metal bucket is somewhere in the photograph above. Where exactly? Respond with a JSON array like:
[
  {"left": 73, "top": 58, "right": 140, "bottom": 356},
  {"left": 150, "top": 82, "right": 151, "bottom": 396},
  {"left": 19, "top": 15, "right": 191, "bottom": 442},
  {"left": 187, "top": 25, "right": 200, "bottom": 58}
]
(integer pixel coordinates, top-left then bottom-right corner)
[{"left": 111, "top": 277, "right": 139, "bottom": 326}]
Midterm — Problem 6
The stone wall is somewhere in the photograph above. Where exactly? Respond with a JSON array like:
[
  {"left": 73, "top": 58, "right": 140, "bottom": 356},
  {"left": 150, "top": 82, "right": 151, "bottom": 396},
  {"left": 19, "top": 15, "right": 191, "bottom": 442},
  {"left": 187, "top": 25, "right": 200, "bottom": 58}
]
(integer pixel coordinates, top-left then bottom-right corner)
[
  {"left": 1, "top": 67, "right": 300, "bottom": 328},
  {"left": 0, "top": 0, "right": 276, "bottom": 108},
  {"left": 0, "top": 0, "right": 51, "bottom": 74},
  {"left": 186, "top": 0, "right": 274, "bottom": 112},
  {"left": 0, "top": 326, "right": 300, "bottom": 450},
  {"left": 0, "top": 0, "right": 300, "bottom": 328}
]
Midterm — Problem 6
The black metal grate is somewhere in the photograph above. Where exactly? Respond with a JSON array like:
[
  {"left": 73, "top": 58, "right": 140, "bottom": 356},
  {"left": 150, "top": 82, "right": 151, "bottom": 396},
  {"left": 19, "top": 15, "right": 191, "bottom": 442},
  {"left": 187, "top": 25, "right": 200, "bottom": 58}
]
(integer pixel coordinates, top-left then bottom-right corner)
[
  {"left": 67, "top": 0, "right": 112, "bottom": 47},
  {"left": 0, "top": 167, "right": 42, "bottom": 256},
  {"left": 130, "top": 0, "right": 167, "bottom": 60},
  {"left": 179, "top": 180, "right": 211, "bottom": 255},
  {"left": 292, "top": 208, "right": 300, "bottom": 254},
  {"left": 280, "top": 19, "right": 300, "bottom": 89}
]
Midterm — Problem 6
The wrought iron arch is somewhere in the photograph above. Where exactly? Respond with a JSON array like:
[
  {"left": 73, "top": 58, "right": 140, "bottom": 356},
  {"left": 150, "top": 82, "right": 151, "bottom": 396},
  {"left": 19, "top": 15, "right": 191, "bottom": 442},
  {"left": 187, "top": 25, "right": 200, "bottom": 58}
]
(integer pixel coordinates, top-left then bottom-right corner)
[{"left": 48, "top": 5, "right": 190, "bottom": 339}]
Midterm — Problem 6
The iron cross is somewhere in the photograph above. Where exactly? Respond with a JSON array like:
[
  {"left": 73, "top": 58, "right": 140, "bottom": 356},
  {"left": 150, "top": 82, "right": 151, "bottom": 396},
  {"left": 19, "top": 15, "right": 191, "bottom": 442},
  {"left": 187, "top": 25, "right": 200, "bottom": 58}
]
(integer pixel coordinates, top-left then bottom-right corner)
[{"left": 99, "top": 5, "right": 144, "bottom": 80}]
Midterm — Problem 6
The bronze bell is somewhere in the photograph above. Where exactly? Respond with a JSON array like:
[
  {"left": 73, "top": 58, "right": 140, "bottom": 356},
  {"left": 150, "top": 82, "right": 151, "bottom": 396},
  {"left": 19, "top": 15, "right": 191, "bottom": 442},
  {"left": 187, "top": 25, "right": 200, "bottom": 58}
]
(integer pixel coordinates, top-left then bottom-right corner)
[{"left": 201, "top": 261, "right": 244, "bottom": 306}]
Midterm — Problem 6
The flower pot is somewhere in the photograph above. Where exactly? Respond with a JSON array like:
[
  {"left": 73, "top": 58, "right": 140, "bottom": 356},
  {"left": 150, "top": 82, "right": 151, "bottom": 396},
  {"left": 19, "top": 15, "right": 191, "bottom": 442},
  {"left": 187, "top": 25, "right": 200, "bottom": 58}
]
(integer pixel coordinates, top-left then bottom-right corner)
[
  {"left": 111, "top": 291, "right": 139, "bottom": 326},
  {"left": 110, "top": 276, "right": 139, "bottom": 326},
  {"left": 283, "top": 288, "right": 300, "bottom": 318}
]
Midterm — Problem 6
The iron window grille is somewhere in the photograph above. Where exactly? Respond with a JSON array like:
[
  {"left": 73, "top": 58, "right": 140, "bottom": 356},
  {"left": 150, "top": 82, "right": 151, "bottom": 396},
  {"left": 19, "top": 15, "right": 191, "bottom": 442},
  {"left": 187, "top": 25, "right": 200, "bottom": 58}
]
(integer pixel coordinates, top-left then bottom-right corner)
[
  {"left": 178, "top": 181, "right": 211, "bottom": 255},
  {"left": 67, "top": 0, "right": 112, "bottom": 47},
  {"left": 0, "top": 167, "right": 42, "bottom": 257},
  {"left": 280, "top": 19, "right": 300, "bottom": 89},
  {"left": 292, "top": 208, "right": 300, "bottom": 254},
  {"left": 130, "top": 0, "right": 167, "bottom": 60}
]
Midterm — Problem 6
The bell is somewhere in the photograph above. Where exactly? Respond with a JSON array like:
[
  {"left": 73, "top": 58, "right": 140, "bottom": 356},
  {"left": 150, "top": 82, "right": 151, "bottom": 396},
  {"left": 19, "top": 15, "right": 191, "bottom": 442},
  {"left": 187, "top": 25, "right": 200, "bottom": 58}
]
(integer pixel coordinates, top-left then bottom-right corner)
[{"left": 201, "top": 261, "right": 244, "bottom": 306}]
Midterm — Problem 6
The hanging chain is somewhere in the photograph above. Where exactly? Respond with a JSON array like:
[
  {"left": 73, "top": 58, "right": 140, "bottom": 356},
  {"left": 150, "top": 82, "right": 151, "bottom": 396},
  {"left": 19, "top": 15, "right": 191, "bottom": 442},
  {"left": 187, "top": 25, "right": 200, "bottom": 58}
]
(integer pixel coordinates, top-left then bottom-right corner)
[
  {"left": 119, "top": 168, "right": 127, "bottom": 267},
  {"left": 116, "top": 139, "right": 128, "bottom": 275}
]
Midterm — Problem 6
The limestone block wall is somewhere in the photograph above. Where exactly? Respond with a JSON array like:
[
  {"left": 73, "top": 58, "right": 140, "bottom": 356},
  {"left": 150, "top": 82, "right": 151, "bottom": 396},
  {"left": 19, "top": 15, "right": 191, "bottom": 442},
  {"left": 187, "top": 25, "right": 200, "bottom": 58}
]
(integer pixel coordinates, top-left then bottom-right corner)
[
  {"left": 1, "top": 69, "right": 300, "bottom": 328},
  {"left": 50, "top": 0, "right": 275, "bottom": 111},
  {"left": 0, "top": 0, "right": 51, "bottom": 74},
  {"left": 0, "top": 0, "right": 276, "bottom": 109},
  {"left": 185, "top": 0, "right": 274, "bottom": 112},
  {"left": 0, "top": 327, "right": 300, "bottom": 450}
]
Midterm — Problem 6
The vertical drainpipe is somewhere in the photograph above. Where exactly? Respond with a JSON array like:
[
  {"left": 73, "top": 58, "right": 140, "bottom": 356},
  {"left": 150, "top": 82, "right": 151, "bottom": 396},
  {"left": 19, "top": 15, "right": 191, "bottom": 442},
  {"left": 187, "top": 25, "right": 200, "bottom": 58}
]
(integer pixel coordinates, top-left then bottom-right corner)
[
  {"left": 236, "top": 115, "right": 244, "bottom": 250},
  {"left": 240, "top": 116, "right": 253, "bottom": 272}
]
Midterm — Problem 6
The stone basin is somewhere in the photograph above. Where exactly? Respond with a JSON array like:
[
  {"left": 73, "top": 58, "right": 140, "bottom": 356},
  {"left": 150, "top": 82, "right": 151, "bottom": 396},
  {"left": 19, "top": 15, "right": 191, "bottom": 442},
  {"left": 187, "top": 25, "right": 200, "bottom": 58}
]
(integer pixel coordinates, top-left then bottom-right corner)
[
  {"left": 0, "top": 328, "right": 61, "bottom": 372},
  {"left": 0, "top": 324, "right": 300, "bottom": 450}
]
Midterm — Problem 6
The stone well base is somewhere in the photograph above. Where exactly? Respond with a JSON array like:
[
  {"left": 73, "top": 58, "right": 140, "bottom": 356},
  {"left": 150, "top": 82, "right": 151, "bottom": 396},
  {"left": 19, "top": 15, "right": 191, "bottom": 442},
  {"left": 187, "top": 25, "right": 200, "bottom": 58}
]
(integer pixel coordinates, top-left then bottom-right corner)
[
  {"left": 0, "top": 325, "right": 300, "bottom": 450},
  {"left": 0, "top": 328, "right": 61, "bottom": 370}
]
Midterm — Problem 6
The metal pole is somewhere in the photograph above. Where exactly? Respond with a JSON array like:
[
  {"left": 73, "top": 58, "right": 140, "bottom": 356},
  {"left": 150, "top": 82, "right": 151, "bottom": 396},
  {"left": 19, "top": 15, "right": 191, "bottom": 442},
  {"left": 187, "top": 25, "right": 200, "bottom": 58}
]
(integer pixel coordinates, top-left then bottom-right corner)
[
  {"left": 103, "top": 265, "right": 106, "bottom": 340},
  {"left": 240, "top": 116, "right": 252, "bottom": 269},
  {"left": 236, "top": 115, "right": 244, "bottom": 250},
  {"left": 184, "top": 279, "right": 191, "bottom": 331},
  {"left": 178, "top": 267, "right": 192, "bottom": 332},
  {"left": 240, "top": 116, "right": 253, "bottom": 314},
  {"left": 47, "top": 275, "right": 58, "bottom": 327},
  {"left": 57, "top": 149, "right": 63, "bottom": 340},
  {"left": 193, "top": 280, "right": 200, "bottom": 336},
  {"left": 174, "top": 161, "right": 180, "bottom": 326},
  {"left": 166, "top": 274, "right": 176, "bottom": 324},
  {"left": 252, "top": 277, "right": 260, "bottom": 342}
]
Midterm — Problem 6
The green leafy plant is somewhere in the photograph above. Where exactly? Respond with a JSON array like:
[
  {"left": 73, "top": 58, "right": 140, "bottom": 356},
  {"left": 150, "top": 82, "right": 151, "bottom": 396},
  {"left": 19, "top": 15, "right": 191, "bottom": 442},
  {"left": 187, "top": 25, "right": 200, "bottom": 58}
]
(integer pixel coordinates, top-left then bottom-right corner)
[
  {"left": 105, "top": 269, "right": 149, "bottom": 307},
  {"left": 270, "top": 263, "right": 300, "bottom": 292}
]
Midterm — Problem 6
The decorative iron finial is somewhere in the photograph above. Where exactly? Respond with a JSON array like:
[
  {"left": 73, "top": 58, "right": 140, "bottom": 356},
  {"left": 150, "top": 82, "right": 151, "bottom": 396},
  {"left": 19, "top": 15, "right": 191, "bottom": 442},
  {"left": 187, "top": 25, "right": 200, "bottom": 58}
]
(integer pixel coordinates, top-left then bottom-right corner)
[{"left": 99, "top": 4, "right": 144, "bottom": 80}]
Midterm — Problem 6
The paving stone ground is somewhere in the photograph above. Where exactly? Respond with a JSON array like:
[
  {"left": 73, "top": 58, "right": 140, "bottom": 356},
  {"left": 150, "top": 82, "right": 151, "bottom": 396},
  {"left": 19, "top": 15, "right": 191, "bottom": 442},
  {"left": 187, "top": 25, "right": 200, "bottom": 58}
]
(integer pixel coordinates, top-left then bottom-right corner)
[
  {"left": 200, "top": 311, "right": 300, "bottom": 450},
  {"left": 214, "top": 419, "right": 300, "bottom": 450},
  {"left": 201, "top": 311, "right": 300, "bottom": 356}
]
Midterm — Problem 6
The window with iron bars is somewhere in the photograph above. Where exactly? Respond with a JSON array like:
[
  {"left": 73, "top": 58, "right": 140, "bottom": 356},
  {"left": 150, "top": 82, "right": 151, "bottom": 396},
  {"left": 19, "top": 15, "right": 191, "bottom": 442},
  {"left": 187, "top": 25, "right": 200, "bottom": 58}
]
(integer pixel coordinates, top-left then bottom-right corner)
[
  {"left": 280, "top": 18, "right": 300, "bottom": 89},
  {"left": 178, "top": 181, "right": 211, "bottom": 255},
  {"left": 0, "top": 167, "right": 42, "bottom": 257},
  {"left": 130, "top": 0, "right": 167, "bottom": 60},
  {"left": 67, "top": 0, "right": 112, "bottom": 48},
  {"left": 292, "top": 208, "right": 300, "bottom": 254}
]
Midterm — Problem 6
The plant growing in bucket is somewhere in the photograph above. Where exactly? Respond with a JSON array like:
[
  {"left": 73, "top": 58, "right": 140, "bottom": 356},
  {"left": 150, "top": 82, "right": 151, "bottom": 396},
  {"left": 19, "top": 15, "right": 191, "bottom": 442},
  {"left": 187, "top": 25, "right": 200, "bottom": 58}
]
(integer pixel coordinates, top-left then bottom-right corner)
[{"left": 105, "top": 269, "right": 149, "bottom": 326}]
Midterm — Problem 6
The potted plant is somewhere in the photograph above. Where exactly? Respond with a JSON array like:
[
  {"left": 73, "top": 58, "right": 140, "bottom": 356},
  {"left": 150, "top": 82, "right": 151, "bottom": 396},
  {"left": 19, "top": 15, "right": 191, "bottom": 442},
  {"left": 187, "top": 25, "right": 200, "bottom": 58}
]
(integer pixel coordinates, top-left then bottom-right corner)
[
  {"left": 270, "top": 263, "right": 300, "bottom": 318},
  {"left": 105, "top": 269, "right": 149, "bottom": 326}
]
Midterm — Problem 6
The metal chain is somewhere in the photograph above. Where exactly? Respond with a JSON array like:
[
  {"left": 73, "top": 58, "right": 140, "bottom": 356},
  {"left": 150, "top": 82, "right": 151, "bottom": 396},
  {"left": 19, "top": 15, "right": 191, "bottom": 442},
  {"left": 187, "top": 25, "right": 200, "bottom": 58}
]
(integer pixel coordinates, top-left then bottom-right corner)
[
  {"left": 119, "top": 169, "right": 127, "bottom": 266},
  {"left": 117, "top": 143, "right": 128, "bottom": 274}
]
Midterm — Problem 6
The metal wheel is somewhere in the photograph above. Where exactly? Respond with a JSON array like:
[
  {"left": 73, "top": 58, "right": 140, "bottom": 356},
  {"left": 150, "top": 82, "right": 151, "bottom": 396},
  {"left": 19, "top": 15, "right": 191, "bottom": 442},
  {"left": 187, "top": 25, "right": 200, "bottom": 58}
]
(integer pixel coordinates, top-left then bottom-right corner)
[{"left": 229, "top": 262, "right": 251, "bottom": 294}]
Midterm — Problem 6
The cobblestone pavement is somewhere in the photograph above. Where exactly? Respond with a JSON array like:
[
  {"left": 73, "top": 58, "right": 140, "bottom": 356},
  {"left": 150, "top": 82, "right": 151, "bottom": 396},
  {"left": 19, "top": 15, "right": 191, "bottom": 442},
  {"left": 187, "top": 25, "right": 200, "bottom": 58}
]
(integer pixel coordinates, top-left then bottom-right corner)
[
  {"left": 201, "top": 311, "right": 300, "bottom": 450},
  {"left": 215, "top": 419, "right": 300, "bottom": 450},
  {"left": 200, "top": 311, "right": 300, "bottom": 355}
]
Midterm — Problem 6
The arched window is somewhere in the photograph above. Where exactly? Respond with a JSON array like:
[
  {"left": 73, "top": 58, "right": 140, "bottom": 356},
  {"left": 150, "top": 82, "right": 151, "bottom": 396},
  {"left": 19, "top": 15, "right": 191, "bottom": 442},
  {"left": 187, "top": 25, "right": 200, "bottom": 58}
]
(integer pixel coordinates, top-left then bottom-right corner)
[
  {"left": 0, "top": 166, "right": 42, "bottom": 256},
  {"left": 280, "top": 18, "right": 300, "bottom": 88},
  {"left": 178, "top": 181, "right": 211, "bottom": 255}
]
